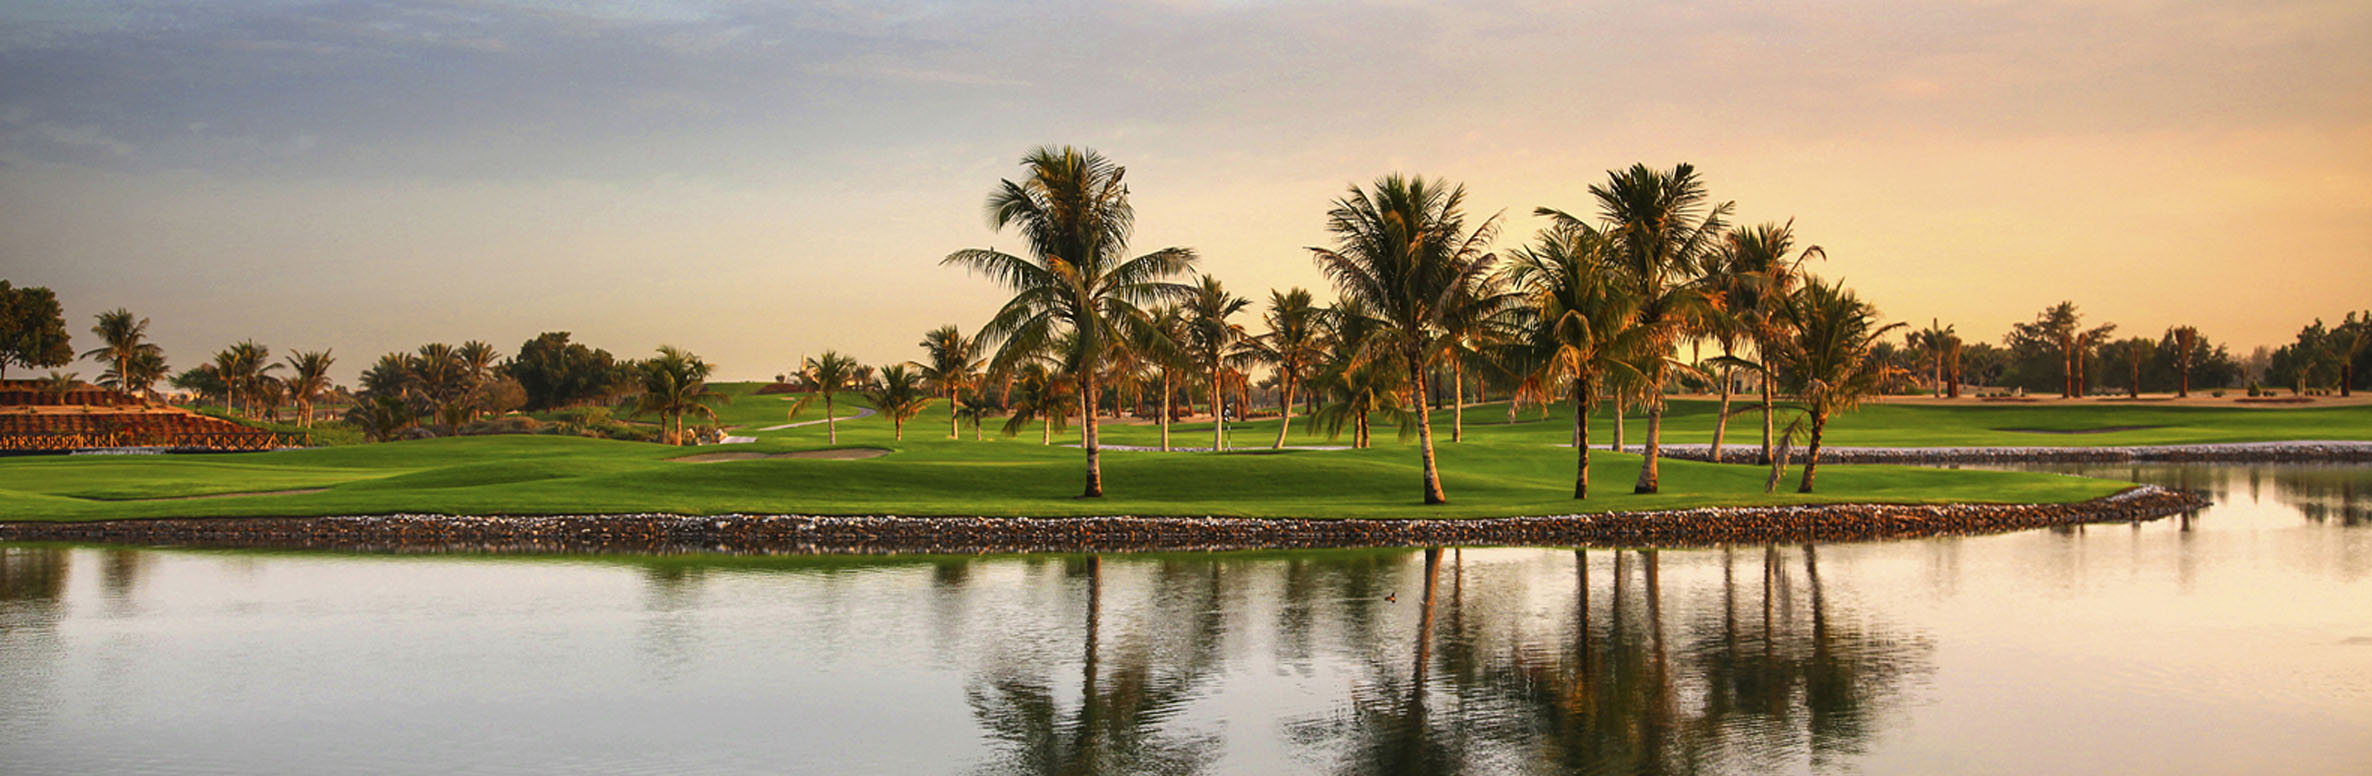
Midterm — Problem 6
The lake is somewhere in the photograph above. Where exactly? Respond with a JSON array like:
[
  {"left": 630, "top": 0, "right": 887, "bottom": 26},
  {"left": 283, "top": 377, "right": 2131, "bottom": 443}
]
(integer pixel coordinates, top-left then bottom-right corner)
[{"left": 3, "top": 463, "right": 2368, "bottom": 775}]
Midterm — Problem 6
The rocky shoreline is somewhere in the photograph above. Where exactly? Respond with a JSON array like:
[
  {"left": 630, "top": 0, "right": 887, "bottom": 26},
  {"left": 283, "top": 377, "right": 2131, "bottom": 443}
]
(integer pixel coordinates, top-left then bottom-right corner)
[
  {"left": 1634, "top": 440, "right": 2372, "bottom": 464},
  {"left": 0, "top": 485, "right": 2210, "bottom": 556}
]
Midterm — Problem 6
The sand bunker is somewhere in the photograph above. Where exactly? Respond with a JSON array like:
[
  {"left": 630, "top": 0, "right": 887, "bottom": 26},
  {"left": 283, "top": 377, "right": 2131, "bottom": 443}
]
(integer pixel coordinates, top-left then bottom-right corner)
[{"left": 670, "top": 448, "right": 891, "bottom": 463}]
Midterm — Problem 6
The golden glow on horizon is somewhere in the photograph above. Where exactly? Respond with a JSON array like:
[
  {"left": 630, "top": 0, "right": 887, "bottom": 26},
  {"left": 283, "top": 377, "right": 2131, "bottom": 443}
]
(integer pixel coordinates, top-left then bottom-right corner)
[{"left": 1, "top": 1, "right": 2365, "bottom": 381}]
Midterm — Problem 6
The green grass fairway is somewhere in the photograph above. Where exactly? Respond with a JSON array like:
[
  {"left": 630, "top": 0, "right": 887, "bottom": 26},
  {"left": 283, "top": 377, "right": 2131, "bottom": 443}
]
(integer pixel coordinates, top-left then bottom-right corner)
[{"left": 9, "top": 384, "right": 2359, "bottom": 522}]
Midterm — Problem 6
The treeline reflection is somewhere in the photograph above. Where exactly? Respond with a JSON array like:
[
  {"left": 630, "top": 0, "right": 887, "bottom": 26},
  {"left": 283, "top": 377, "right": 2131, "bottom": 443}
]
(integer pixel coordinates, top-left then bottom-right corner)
[{"left": 729, "top": 545, "right": 1940, "bottom": 776}]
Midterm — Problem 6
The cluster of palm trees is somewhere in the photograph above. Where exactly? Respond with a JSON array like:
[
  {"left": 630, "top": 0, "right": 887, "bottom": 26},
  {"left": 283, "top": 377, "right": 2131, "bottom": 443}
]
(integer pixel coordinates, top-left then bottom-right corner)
[
  {"left": 631, "top": 346, "right": 731, "bottom": 445},
  {"left": 347, "top": 341, "right": 505, "bottom": 439},
  {"left": 933, "top": 149, "right": 1906, "bottom": 503},
  {"left": 785, "top": 349, "right": 938, "bottom": 443},
  {"left": 170, "top": 341, "right": 339, "bottom": 427}
]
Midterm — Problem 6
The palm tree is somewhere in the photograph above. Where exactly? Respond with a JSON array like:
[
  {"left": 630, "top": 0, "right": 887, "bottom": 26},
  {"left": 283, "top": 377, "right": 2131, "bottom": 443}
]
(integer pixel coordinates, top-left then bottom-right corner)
[
  {"left": 1542, "top": 163, "right": 1731, "bottom": 493},
  {"left": 210, "top": 341, "right": 278, "bottom": 418},
  {"left": 2118, "top": 337, "right": 2154, "bottom": 398},
  {"left": 283, "top": 350, "right": 336, "bottom": 428},
  {"left": 1504, "top": 220, "right": 1650, "bottom": 498},
  {"left": 1310, "top": 358, "right": 1414, "bottom": 449},
  {"left": 1310, "top": 173, "right": 1502, "bottom": 504},
  {"left": 1000, "top": 360, "right": 1075, "bottom": 445},
  {"left": 251, "top": 375, "right": 287, "bottom": 422},
  {"left": 1941, "top": 331, "right": 1964, "bottom": 398},
  {"left": 631, "top": 346, "right": 727, "bottom": 445},
  {"left": 1182, "top": 275, "right": 1250, "bottom": 451},
  {"left": 412, "top": 343, "right": 471, "bottom": 427},
  {"left": 120, "top": 349, "right": 168, "bottom": 400},
  {"left": 1906, "top": 320, "right": 1956, "bottom": 398},
  {"left": 1768, "top": 278, "right": 1905, "bottom": 493},
  {"left": 2075, "top": 323, "right": 2117, "bottom": 398},
  {"left": 81, "top": 308, "right": 161, "bottom": 400},
  {"left": 347, "top": 394, "right": 411, "bottom": 442},
  {"left": 1106, "top": 304, "right": 1186, "bottom": 449},
  {"left": 790, "top": 350, "right": 862, "bottom": 444},
  {"left": 2167, "top": 325, "right": 2200, "bottom": 397},
  {"left": 358, "top": 352, "right": 413, "bottom": 400},
  {"left": 38, "top": 370, "right": 78, "bottom": 400},
  {"left": 954, "top": 393, "right": 998, "bottom": 441},
  {"left": 1435, "top": 270, "right": 1519, "bottom": 443},
  {"left": 2023, "top": 302, "right": 2085, "bottom": 398},
  {"left": 457, "top": 340, "right": 500, "bottom": 420},
  {"left": 943, "top": 146, "right": 1197, "bottom": 497},
  {"left": 917, "top": 326, "right": 983, "bottom": 439},
  {"left": 865, "top": 363, "right": 931, "bottom": 441},
  {"left": 1246, "top": 288, "right": 1329, "bottom": 449},
  {"left": 2330, "top": 314, "right": 2368, "bottom": 398},
  {"left": 1706, "top": 221, "right": 1822, "bottom": 463}
]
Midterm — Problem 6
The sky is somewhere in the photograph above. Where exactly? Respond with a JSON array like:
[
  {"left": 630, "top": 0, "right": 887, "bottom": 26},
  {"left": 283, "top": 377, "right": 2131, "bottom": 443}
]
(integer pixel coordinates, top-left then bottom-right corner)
[{"left": 2, "top": 0, "right": 2367, "bottom": 382}]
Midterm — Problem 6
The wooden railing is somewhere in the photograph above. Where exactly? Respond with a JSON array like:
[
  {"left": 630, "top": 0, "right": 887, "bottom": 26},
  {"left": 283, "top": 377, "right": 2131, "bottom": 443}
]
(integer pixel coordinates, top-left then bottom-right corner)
[{"left": 0, "top": 430, "right": 303, "bottom": 452}]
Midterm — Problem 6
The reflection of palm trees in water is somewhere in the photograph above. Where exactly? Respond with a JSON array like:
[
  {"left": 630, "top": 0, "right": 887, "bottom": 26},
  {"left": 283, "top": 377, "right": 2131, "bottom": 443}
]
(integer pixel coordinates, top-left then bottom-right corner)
[
  {"left": 2277, "top": 466, "right": 2372, "bottom": 526},
  {"left": 1, "top": 546, "right": 71, "bottom": 611},
  {"left": 1284, "top": 547, "right": 1469, "bottom": 775},
  {"left": 1291, "top": 545, "right": 1932, "bottom": 774},
  {"left": 965, "top": 555, "right": 1224, "bottom": 776},
  {"left": 99, "top": 549, "right": 147, "bottom": 603}
]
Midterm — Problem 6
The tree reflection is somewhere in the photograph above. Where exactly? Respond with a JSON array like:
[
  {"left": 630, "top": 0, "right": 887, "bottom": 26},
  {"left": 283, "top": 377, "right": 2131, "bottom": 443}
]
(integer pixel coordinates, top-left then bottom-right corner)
[
  {"left": 965, "top": 555, "right": 1223, "bottom": 776},
  {"left": 2, "top": 546, "right": 73, "bottom": 641},
  {"left": 1286, "top": 545, "right": 1933, "bottom": 775},
  {"left": 2277, "top": 466, "right": 2372, "bottom": 526},
  {"left": 1284, "top": 546, "right": 1473, "bottom": 775},
  {"left": 0, "top": 546, "right": 71, "bottom": 609}
]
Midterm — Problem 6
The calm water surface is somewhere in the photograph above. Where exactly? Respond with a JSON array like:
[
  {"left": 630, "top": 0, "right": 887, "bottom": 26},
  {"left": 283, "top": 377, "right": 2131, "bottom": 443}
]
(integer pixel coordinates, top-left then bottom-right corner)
[{"left": 4, "top": 463, "right": 2369, "bottom": 775}]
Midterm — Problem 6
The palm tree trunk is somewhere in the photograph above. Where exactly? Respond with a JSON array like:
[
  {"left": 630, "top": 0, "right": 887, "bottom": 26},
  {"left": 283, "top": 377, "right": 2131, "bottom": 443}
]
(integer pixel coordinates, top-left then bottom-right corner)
[
  {"left": 1796, "top": 413, "right": 1828, "bottom": 493},
  {"left": 1759, "top": 371, "right": 1775, "bottom": 465},
  {"left": 1931, "top": 344, "right": 1942, "bottom": 398},
  {"left": 1451, "top": 358, "right": 1464, "bottom": 443},
  {"left": 1634, "top": 398, "right": 1664, "bottom": 494},
  {"left": 2063, "top": 344, "right": 2076, "bottom": 398},
  {"left": 1573, "top": 378, "right": 1591, "bottom": 499},
  {"left": 1159, "top": 372, "right": 1173, "bottom": 452},
  {"left": 2075, "top": 348, "right": 2087, "bottom": 397},
  {"left": 1710, "top": 362, "right": 1733, "bottom": 462},
  {"left": 824, "top": 393, "right": 837, "bottom": 444},
  {"left": 1272, "top": 374, "right": 1294, "bottom": 450},
  {"left": 949, "top": 389, "right": 960, "bottom": 439},
  {"left": 1409, "top": 354, "right": 1447, "bottom": 505},
  {"left": 1612, "top": 394, "right": 1626, "bottom": 453},
  {"left": 1211, "top": 364, "right": 1224, "bottom": 452}
]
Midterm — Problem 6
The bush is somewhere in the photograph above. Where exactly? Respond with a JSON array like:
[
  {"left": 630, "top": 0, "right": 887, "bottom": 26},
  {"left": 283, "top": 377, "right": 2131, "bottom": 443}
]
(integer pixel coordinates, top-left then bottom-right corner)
[
  {"left": 2210, "top": 390, "right": 2225, "bottom": 398},
  {"left": 457, "top": 416, "right": 545, "bottom": 436}
]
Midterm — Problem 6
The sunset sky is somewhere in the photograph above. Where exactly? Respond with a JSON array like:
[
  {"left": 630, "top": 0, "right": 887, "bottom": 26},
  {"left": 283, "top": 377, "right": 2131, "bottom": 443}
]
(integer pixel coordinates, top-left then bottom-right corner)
[{"left": 3, "top": 0, "right": 2367, "bottom": 382}]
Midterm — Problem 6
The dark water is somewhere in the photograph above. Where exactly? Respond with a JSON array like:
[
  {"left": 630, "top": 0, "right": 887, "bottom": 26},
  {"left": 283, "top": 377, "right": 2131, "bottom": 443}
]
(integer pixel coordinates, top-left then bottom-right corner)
[{"left": 3, "top": 464, "right": 2368, "bottom": 775}]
